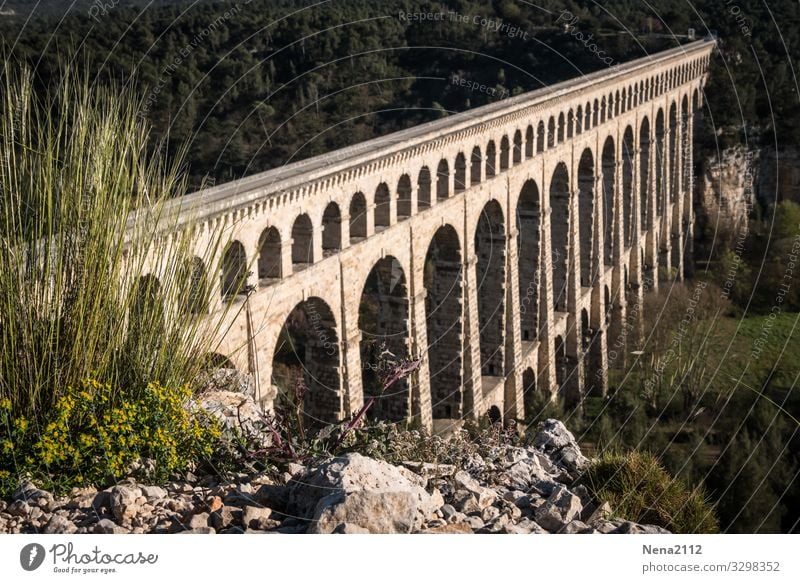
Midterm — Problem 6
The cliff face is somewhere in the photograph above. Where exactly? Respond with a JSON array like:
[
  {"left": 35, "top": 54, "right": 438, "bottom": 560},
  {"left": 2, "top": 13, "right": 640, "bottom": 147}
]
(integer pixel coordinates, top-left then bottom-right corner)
[
  {"left": 698, "top": 146, "right": 757, "bottom": 237},
  {"left": 696, "top": 145, "right": 800, "bottom": 242}
]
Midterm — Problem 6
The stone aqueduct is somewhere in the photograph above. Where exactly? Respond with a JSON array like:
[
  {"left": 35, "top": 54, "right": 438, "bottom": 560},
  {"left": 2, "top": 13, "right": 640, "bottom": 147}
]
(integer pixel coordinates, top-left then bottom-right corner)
[{"left": 154, "top": 40, "right": 715, "bottom": 431}]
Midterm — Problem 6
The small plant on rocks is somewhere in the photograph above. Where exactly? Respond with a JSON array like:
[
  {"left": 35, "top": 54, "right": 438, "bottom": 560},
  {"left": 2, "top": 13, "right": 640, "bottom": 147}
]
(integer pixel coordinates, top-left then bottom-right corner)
[
  {"left": 0, "top": 378, "right": 223, "bottom": 497},
  {"left": 236, "top": 352, "right": 427, "bottom": 466},
  {"left": 582, "top": 449, "right": 719, "bottom": 534}
]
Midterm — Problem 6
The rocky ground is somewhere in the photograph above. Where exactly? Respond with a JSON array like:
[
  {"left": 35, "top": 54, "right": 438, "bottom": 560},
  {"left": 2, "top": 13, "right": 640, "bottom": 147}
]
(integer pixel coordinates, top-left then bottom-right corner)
[{"left": 0, "top": 420, "right": 668, "bottom": 534}]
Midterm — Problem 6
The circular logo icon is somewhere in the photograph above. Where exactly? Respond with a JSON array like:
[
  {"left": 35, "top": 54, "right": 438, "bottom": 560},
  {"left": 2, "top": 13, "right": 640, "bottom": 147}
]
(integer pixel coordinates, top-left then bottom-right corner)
[{"left": 20, "top": 543, "right": 46, "bottom": 571}]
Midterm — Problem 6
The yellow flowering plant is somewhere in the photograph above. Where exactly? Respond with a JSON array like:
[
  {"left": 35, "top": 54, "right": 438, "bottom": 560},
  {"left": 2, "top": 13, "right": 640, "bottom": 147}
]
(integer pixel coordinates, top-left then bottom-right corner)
[{"left": 0, "top": 378, "right": 223, "bottom": 496}]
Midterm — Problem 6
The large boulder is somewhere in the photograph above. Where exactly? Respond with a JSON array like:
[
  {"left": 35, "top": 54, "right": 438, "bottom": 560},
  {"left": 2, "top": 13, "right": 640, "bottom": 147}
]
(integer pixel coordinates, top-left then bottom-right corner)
[
  {"left": 452, "top": 471, "right": 497, "bottom": 510},
  {"left": 109, "top": 485, "right": 140, "bottom": 523},
  {"left": 313, "top": 490, "right": 425, "bottom": 534},
  {"left": 534, "top": 484, "right": 583, "bottom": 532},
  {"left": 499, "top": 449, "right": 560, "bottom": 493},
  {"left": 291, "top": 453, "right": 440, "bottom": 533},
  {"left": 533, "top": 419, "right": 589, "bottom": 475}
]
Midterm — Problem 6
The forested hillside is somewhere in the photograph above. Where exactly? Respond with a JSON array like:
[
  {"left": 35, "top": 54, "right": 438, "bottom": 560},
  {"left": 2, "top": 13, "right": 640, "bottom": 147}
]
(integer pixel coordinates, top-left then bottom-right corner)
[
  {"left": 0, "top": 1, "right": 769, "bottom": 188},
  {"left": 3, "top": 1, "right": 798, "bottom": 188}
]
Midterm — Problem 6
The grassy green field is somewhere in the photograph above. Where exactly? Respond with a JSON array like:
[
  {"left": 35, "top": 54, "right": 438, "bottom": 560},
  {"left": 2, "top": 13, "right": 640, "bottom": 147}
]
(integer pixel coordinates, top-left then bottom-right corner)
[
  {"left": 580, "top": 311, "right": 800, "bottom": 532},
  {"left": 607, "top": 311, "right": 800, "bottom": 399},
  {"left": 723, "top": 312, "right": 800, "bottom": 393}
]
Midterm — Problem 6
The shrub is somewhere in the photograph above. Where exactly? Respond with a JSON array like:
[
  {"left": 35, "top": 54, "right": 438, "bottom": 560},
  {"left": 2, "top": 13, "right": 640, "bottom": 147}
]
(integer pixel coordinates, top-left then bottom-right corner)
[
  {"left": 582, "top": 449, "right": 719, "bottom": 533},
  {"left": 0, "top": 63, "right": 232, "bottom": 421},
  {"left": 0, "top": 378, "right": 222, "bottom": 495},
  {"left": 0, "top": 63, "right": 237, "bottom": 492},
  {"left": 344, "top": 422, "right": 516, "bottom": 467}
]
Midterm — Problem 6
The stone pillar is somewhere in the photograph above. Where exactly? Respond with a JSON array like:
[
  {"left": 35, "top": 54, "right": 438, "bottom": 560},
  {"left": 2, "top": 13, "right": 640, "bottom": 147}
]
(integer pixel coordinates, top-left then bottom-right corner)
[
  {"left": 462, "top": 251, "right": 485, "bottom": 419},
  {"left": 629, "top": 145, "right": 646, "bottom": 350},
  {"left": 564, "top": 162, "right": 583, "bottom": 407},
  {"left": 538, "top": 174, "right": 557, "bottom": 398},
  {"left": 236, "top": 231, "right": 259, "bottom": 292},
  {"left": 608, "top": 151, "right": 628, "bottom": 371},
  {"left": 255, "top": 330, "right": 272, "bottom": 409},
  {"left": 589, "top": 333, "right": 608, "bottom": 398},
  {"left": 632, "top": 143, "right": 642, "bottom": 249},
  {"left": 672, "top": 112, "right": 684, "bottom": 280},
  {"left": 486, "top": 145, "right": 496, "bottom": 178},
  {"left": 340, "top": 212, "right": 351, "bottom": 250},
  {"left": 405, "top": 218, "right": 431, "bottom": 430},
  {"left": 447, "top": 167, "right": 456, "bottom": 200},
  {"left": 610, "top": 152, "right": 623, "bottom": 295},
  {"left": 409, "top": 289, "right": 433, "bottom": 430},
  {"left": 339, "top": 259, "right": 363, "bottom": 417},
  {"left": 280, "top": 241, "right": 293, "bottom": 279},
  {"left": 504, "top": 221, "right": 524, "bottom": 420},
  {"left": 312, "top": 225, "right": 324, "bottom": 267},
  {"left": 388, "top": 186, "right": 398, "bottom": 226},
  {"left": 645, "top": 113, "right": 659, "bottom": 292},
  {"left": 589, "top": 275, "right": 609, "bottom": 396},
  {"left": 340, "top": 316, "right": 364, "bottom": 417},
  {"left": 660, "top": 123, "right": 673, "bottom": 279},
  {"left": 683, "top": 108, "right": 695, "bottom": 278},
  {"left": 591, "top": 148, "right": 625, "bottom": 376},
  {"left": 366, "top": 203, "right": 376, "bottom": 237}
]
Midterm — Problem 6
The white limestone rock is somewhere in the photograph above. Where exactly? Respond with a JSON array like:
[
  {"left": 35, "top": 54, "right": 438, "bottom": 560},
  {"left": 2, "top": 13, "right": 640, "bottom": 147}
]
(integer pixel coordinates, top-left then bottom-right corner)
[
  {"left": 43, "top": 514, "right": 78, "bottom": 534},
  {"left": 533, "top": 419, "right": 589, "bottom": 474},
  {"left": 196, "top": 390, "right": 272, "bottom": 446},
  {"left": 534, "top": 484, "right": 583, "bottom": 532},
  {"left": 293, "top": 453, "right": 437, "bottom": 534}
]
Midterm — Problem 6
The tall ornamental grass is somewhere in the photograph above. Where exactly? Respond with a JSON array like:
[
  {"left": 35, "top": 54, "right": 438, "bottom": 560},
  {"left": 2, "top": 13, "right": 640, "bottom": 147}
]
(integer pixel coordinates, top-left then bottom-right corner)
[{"left": 0, "top": 63, "right": 232, "bottom": 422}]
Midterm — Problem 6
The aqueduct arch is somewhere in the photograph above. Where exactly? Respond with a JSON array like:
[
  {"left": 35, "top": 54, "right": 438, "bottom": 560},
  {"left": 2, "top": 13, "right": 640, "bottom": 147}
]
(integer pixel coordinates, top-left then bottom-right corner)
[
  {"left": 475, "top": 200, "right": 506, "bottom": 378},
  {"left": 425, "top": 225, "right": 464, "bottom": 420},
  {"left": 271, "top": 297, "right": 342, "bottom": 427},
  {"left": 517, "top": 179, "right": 541, "bottom": 343},
  {"left": 359, "top": 256, "right": 410, "bottom": 422},
  {"left": 144, "top": 40, "right": 714, "bottom": 430}
]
